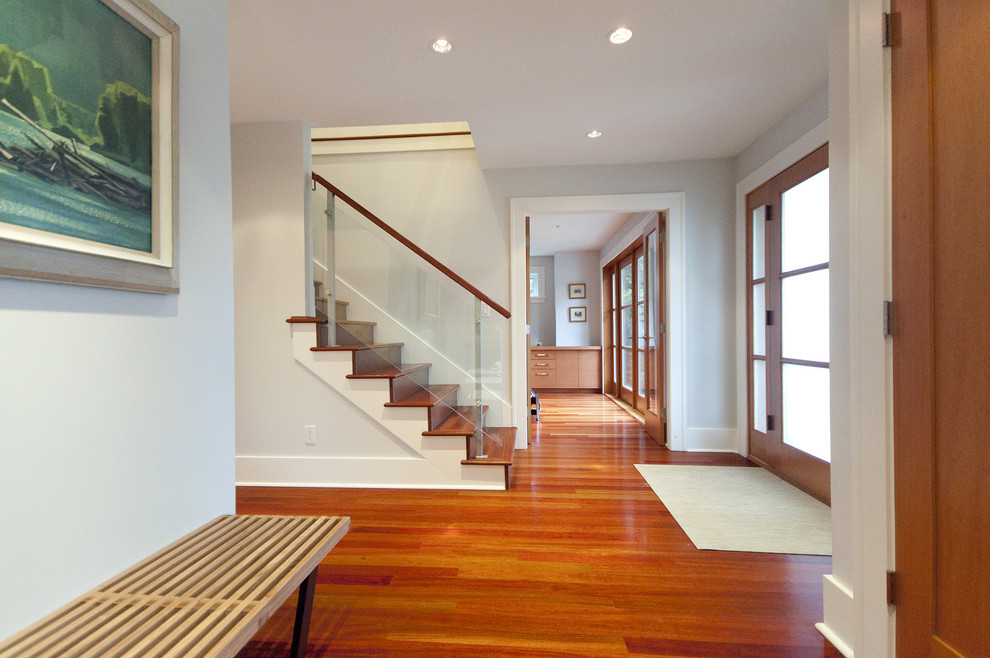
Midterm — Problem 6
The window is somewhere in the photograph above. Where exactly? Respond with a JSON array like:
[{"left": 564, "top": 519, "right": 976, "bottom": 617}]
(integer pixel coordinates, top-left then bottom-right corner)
[{"left": 529, "top": 266, "right": 545, "bottom": 302}]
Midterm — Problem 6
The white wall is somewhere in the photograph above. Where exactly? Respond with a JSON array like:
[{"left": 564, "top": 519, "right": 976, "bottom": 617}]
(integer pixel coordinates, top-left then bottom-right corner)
[
  {"left": 0, "top": 0, "right": 235, "bottom": 638},
  {"left": 231, "top": 122, "right": 433, "bottom": 487},
  {"left": 736, "top": 82, "right": 829, "bottom": 182},
  {"left": 553, "top": 251, "right": 601, "bottom": 346},
  {"left": 529, "top": 255, "right": 556, "bottom": 346},
  {"left": 313, "top": 149, "right": 509, "bottom": 309}
]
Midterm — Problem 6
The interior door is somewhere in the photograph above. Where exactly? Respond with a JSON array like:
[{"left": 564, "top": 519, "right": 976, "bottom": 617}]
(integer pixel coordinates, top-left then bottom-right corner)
[
  {"left": 891, "top": 1, "right": 990, "bottom": 654},
  {"left": 643, "top": 213, "right": 666, "bottom": 443}
]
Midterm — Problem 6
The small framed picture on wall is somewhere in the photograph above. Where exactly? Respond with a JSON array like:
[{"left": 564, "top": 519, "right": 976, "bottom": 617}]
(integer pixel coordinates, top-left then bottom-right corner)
[
  {"left": 569, "top": 306, "right": 587, "bottom": 322},
  {"left": 568, "top": 283, "right": 586, "bottom": 299}
]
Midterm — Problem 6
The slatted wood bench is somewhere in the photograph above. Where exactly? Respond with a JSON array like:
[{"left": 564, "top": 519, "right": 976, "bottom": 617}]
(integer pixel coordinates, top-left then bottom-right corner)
[{"left": 0, "top": 514, "right": 350, "bottom": 658}]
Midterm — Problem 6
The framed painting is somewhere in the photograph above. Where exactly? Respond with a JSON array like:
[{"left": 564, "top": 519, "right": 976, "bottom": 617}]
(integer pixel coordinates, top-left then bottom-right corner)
[
  {"left": 569, "top": 306, "right": 587, "bottom": 322},
  {"left": 0, "top": 0, "right": 179, "bottom": 293},
  {"left": 568, "top": 282, "right": 585, "bottom": 299}
]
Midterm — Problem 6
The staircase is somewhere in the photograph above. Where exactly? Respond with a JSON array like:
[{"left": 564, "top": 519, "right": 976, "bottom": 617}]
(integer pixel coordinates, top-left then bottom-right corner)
[{"left": 287, "top": 299, "right": 515, "bottom": 490}]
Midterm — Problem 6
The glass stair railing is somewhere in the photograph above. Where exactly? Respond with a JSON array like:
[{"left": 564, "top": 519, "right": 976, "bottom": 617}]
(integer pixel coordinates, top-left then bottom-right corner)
[{"left": 310, "top": 174, "right": 512, "bottom": 462}]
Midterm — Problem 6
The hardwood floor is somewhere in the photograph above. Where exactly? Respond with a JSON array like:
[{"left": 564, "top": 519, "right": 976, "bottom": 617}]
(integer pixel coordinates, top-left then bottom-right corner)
[{"left": 236, "top": 393, "right": 842, "bottom": 657}]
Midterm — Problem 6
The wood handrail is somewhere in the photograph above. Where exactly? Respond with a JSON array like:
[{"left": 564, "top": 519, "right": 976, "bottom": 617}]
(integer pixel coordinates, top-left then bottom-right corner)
[{"left": 312, "top": 172, "right": 511, "bottom": 319}]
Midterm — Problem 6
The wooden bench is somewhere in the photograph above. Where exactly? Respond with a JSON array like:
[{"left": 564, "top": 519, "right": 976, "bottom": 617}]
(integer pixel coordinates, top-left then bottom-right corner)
[{"left": 0, "top": 514, "right": 350, "bottom": 658}]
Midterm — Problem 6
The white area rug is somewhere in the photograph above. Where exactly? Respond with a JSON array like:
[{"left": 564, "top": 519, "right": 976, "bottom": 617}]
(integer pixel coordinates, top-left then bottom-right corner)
[{"left": 635, "top": 464, "right": 831, "bottom": 555}]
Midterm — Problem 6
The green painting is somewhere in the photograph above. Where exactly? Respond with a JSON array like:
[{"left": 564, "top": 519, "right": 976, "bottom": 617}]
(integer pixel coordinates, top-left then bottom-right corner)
[{"left": 0, "top": 0, "right": 154, "bottom": 252}]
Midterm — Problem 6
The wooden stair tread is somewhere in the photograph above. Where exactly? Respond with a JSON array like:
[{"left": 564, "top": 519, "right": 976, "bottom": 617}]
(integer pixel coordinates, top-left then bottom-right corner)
[
  {"left": 462, "top": 427, "right": 516, "bottom": 465},
  {"left": 423, "top": 406, "right": 489, "bottom": 436},
  {"left": 385, "top": 385, "right": 459, "bottom": 407},
  {"left": 346, "top": 363, "right": 430, "bottom": 379},
  {"left": 286, "top": 316, "right": 325, "bottom": 324},
  {"left": 311, "top": 342, "right": 404, "bottom": 352}
]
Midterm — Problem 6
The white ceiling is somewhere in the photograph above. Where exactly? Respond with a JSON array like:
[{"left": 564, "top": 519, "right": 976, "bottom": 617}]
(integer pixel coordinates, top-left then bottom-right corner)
[
  {"left": 528, "top": 213, "right": 633, "bottom": 257},
  {"left": 226, "top": 0, "right": 829, "bottom": 170}
]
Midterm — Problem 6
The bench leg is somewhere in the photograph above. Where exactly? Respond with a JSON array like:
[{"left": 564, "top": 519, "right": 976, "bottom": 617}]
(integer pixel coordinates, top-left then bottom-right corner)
[{"left": 290, "top": 567, "right": 318, "bottom": 658}]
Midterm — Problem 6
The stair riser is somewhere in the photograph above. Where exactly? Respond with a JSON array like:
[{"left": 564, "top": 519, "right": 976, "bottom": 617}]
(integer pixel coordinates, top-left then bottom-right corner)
[
  {"left": 336, "top": 323, "right": 375, "bottom": 346},
  {"left": 428, "top": 390, "right": 461, "bottom": 430},
  {"left": 352, "top": 345, "right": 403, "bottom": 374},
  {"left": 391, "top": 366, "right": 431, "bottom": 402},
  {"left": 335, "top": 300, "right": 347, "bottom": 321}
]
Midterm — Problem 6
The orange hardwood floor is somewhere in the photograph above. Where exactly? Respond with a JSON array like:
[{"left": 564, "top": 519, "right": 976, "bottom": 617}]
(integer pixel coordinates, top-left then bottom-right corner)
[{"left": 236, "top": 393, "right": 843, "bottom": 657}]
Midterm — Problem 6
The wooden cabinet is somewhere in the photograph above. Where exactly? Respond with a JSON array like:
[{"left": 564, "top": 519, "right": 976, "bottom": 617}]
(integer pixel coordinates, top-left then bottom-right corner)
[
  {"left": 529, "top": 349, "right": 556, "bottom": 388},
  {"left": 530, "top": 347, "right": 602, "bottom": 391}
]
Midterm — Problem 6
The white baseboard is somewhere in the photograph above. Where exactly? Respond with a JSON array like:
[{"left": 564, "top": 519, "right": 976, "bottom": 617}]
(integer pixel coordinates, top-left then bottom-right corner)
[
  {"left": 236, "top": 455, "right": 506, "bottom": 490},
  {"left": 818, "top": 574, "right": 855, "bottom": 657},
  {"left": 683, "top": 427, "right": 740, "bottom": 453}
]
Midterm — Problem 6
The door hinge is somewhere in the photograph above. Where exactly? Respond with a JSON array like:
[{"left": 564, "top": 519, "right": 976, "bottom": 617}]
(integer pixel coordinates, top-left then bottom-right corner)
[
  {"left": 766, "top": 310, "right": 774, "bottom": 326},
  {"left": 660, "top": 407, "right": 667, "bottom": 421},
  {"left": 882, "top": 12, "right": 893, "bottom": 48},
  {"left": 887, "top": 570, "right": 897, "bottom": 606},
  {"left": 883, "top": 300, "right": 892, "bottom": 337},
  {"left": 767, "top": 414, "right": 775, "bottom": 431},
  {"left": 659, "top": 321, "right": 666, "bottom": 335}
]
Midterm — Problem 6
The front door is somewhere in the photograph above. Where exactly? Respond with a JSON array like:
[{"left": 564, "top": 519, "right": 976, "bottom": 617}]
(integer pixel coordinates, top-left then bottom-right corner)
[
  {"left": 891, "top": 0, "right": 990, "bottom": 653},
  {"left": 746, "top": 145, "right": 831, "bottom": 503}
]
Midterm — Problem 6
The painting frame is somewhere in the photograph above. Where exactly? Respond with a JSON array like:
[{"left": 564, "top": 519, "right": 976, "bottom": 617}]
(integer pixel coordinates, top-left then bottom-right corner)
[
  {"left": 569, "top": 306, "right": 587, "bottom": 323},
  {"left": 0, "top": 0, "right": 180, "bottom": 293},
  {"left": 568, "top": 282, "right": 586, "bottom": 299}
]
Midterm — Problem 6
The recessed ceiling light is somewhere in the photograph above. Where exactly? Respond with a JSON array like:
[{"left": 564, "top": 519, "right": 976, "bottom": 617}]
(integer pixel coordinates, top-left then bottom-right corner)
[
  {"left": 587, "top": 130, "right": 602, "bottom": 139},
  {"left": 609, "top": 27, "right": 632, "bottom": 44},
  {"left": 432, "top": 39, "right": 452, "bottom": 54}
]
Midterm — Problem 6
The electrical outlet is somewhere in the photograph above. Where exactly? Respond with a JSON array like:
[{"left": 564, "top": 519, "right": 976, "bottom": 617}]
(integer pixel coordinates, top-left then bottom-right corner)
[{"left": 304, "top": 425, "right": 316, "bottom": 446}]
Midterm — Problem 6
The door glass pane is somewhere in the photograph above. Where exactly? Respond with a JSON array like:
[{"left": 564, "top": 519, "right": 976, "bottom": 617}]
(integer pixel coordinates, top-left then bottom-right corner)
[
  {"left": 622, "top": 349, "right": 633, "bottom": 389},
  {"left": 620, "top": 263, "right": 633, "bottom": 305},
  {"left": 637, "top": 254, "right": 646, "bottom": 302},
  {"left": 782, "top": 269, "right": 829, "bottom": 362},
  {"left": 752, "top": 282, "right": 766, "bottom": 357},
  {"left": 621, "top": 307, "right": 633, "bottom": 347},
  {"left": 782, "top": 169, "right": 829, "bottom": 272},
  {"left": 637, "top": 303, "right": 646, "bottom": 342},
  {"left": 638, "top": 350, "right": 646, "bottom": 396},
  {"left": 648, "top": 342, "right": 657, "bottom": 411},
  {"left": 752, "top": 205, "right": 766, "bottom": 279},
  {"left": 753, "top": 359, "right": 766, "bottom": 433},
  {"left": 647, "top": 231, "right": 658, "bottom": 413},
  {"left": 782, "top": 363, "right": 831, "bottom": 462}
]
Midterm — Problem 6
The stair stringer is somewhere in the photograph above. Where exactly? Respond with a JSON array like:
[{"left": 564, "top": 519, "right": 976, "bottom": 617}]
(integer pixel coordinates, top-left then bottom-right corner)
[{"left": 289, "top": 322, "right": 506, "bottom": 490}]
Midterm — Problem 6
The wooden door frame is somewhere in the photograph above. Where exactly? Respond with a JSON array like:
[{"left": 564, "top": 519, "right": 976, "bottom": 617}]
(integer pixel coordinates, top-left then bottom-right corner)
[{"left": 643, "top": 213, "right": 666, "bottom": 444}]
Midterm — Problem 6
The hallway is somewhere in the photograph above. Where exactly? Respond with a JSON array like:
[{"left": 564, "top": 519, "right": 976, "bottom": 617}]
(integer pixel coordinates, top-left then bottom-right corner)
[{"left": 236, "top": 393, "right": 841, "bottom": 657}]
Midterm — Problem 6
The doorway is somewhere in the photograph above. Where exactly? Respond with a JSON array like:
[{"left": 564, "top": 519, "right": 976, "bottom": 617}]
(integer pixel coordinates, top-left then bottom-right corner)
[{"left": 510, "top": 193, "right": 685, "bottom": 449}]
